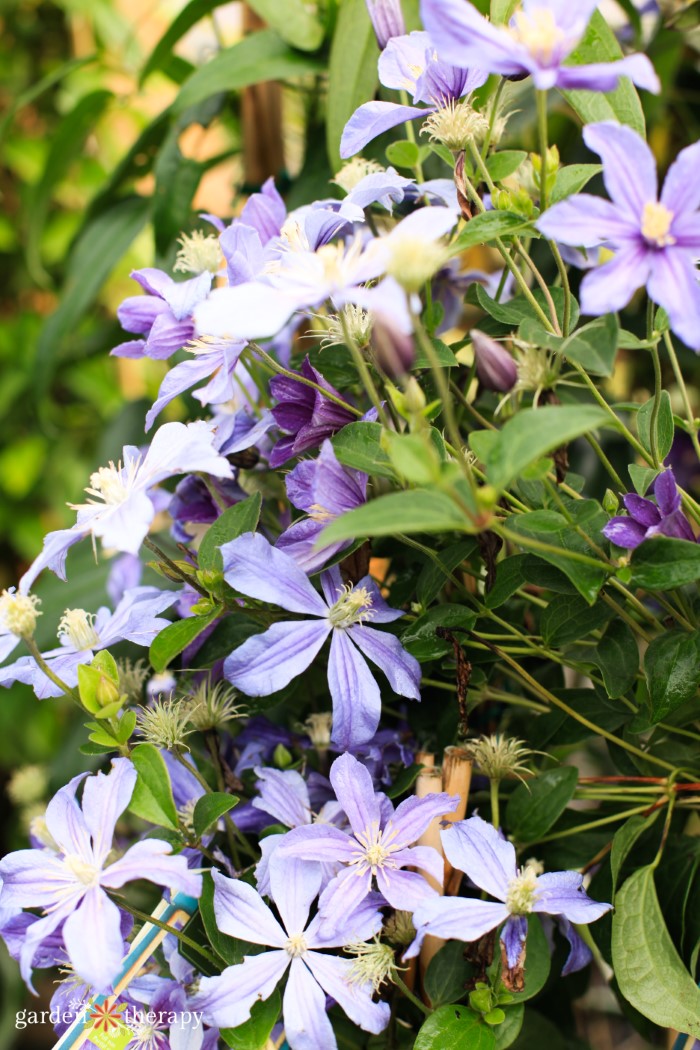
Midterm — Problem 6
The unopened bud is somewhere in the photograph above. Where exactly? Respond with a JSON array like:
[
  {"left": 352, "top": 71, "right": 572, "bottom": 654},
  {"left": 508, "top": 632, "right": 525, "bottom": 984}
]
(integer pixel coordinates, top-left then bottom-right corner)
[
  {"left": 371, "top": 318, "right": 415, "bottom": 377},
  {"left": 77, "top": 651, "right": 123, "bottom": 715},
  {"left": 365, "top": 0, "right": 406, "bottom": 49},
  {"left": 471, "top": 330, "right": 517, "bottom": 392}
]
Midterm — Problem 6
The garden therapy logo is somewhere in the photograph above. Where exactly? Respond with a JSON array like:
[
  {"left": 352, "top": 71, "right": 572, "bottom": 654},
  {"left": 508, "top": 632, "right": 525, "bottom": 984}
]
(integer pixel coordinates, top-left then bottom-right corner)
[{"left": 85, "top": 999, "right": 132, "bottom": 1050}]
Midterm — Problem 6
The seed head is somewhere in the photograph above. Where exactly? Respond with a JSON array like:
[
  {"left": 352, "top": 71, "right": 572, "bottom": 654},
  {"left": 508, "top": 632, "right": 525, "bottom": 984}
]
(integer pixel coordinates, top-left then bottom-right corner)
[
  {"left": 185, "top": 680, "right": 244, "bottom": 731},
  {"left": 173, "top": 230, "right": 222, "bottom": 275},
  {"left": 136, "top": 697, "right": 194, "bottom": 751},
  {"left": 383, "top": 911, "right": 416, "bottom": 947},
  {"left": 116, "top": 658, "right": 148, "bottom": 704},
  {"left": 345, "top": 936, "right": 400, "bottom": 993},
  {"left": 470, "top": 734, "right": 533, "bottom": 783},
  {"left": 7, "top": 764, "right": 49, "bottom": 806}
]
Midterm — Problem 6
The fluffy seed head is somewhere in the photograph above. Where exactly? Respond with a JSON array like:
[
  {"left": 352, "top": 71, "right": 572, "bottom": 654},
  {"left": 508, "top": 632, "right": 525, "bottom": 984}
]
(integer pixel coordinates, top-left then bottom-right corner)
[
  {"left": 116, "top": 658, "right": 149, "bottom": 704},
  {"left": 421, "top": 100, "right": 489, "bottom": 152},
  {"left": 470, "top": 734, "right": 533, "bottom": 783},
  {"left": 173, "top": 230, "right": 222, "bottom": 274},
  {"left": 7, "top": 764, "right": 49, "bottom": 806},
  {"left": 345, "top": 936, "right": 399, "bottom": 993},
  {"left": 185, "top": 680, "right": 244, "bottom": 731},
  {"left": 136, "top": 697, "right": 194, "bottom": 751}
]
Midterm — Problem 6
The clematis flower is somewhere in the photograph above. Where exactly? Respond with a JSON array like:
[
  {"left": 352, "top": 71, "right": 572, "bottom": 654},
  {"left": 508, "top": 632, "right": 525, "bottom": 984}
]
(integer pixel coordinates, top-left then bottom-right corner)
[
  {"left": 420, "top": 0, "right": 660, "bottom": 93},
  {"left": 0, "top": 588, "right": 41, "bottom": 664},
  {"left": 0, "top": 758, "right": 202, "bottom": 992},
  {"left": 341, "top": 31, "right": 487, "bottom": 158},
  {"left": 20, "top": 421, "right": 233, "bottom": 593},
  {"left": 112, "top": 268, "right": 212, "bottom": 360},
  {"left": 278, "top": 752, "right": 457, "bottom": 931},
  {"left": 220, "top": 533, "right": 421, "bottom": 748},
  {"left": 536, "top": 122, "right": 700, "bottom": 350},
  {"left": 405, "top": 815, "right": 611, "bottom": 968},
  {"left": 602, "top": 468, "right": 696, "bottom": 548},
  {"left": 191, "top": 859, "right": 390, "bottom": 1050},
  {"left": 144, "top": 338, "right": 247, "bottom": 431},
  {"left": 269, "top": 357, "right": 357, "bottom": 467},
  {"left": 276, "top": 440, "right": 368, "bottom": 571},
  {"left": 0, "top": 586, "right": 176, "bottom": 700}
]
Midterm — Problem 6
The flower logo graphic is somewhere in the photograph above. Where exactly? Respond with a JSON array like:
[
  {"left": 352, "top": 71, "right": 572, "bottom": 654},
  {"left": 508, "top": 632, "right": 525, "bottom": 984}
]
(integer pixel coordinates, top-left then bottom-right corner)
[{"left": 87, "top": 999, "right": 127, "bottom": 1033}]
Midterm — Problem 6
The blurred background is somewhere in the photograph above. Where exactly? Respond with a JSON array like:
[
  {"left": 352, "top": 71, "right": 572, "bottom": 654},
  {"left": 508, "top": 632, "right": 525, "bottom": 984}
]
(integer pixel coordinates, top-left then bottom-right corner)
[{"left": 0, "top": 0, "right": 699, "bottom": 1045}]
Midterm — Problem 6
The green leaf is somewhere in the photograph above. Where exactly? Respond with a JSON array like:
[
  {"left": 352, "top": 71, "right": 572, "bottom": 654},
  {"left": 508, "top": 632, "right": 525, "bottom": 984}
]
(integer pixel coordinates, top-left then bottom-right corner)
[
  {"left": 26, "top": 89, "right": 113, "bottom": 281},
  {"left": 558, "top": 314, "right": 619, "bottom": 376},
  {"left": 628, "top": 463, "right": 658, "bottom": 496},
  {"left": 386, "top": 139, "right": 420, "bottom": 169},
  {"left": 490, "top": 0, "right": 518, "bottom": 23},
  {"left": 644, "top": 631, "right": 700, "bottom": 723},
  {"left": 320, "top": 489, "right": 473, "bottom": 545},
  {"left": 382, "top": 431, "right": 442, "bottom": 485},
  {"left": 246, "top": 0, "right": 324, "bottom": 50},
  {"left": 473, "top": 284, "right": 578, "bottom": 332},
  {"left": 485, "top": 150, "right": 527, "bottom": 182},
  {"left": 507, "top": 505, "right": 608, "bottom": 604},
  {"left": 530, "top": 688, "right": 628, "bottom": 748},
  {"left": 129, "top": 743, "right": 179, "bottom": 830},
  {"left": 637, "top": 390, "right": 674, "bottom": 461},
  {"left": 34, "top": 196, "right": 151, "bottom": 393},
  {"left": 199, "top": 872, "right": 250, "bottom": 965},
  {"left": 417, "top": 540, "right": 478, "bottom": 606},
  {"left": 140, "top": 0, "right": 232, "bottom": 83},
  {"left": 385, "top": 762, "right": 425, "bottom": 799},
  {"left": 492, "top": 916, "right": 552, "bottom": 1004},
  {"left": 326, "top": 0, "right": 378, "bottom": 169},
  {"left": 589, "top": 619, "right": 639, "bottom": 699},
  {"left": 506, "top": 766, "right": 578, "bottom": 843},
  {"left": 415, "top": 1005, "right": 496, "bottom": 1050},
  {"left": 193, "top": 791, "right": 239, "bottom": 838},
  {"left": 198, "top": 494, "right": 263, "bottom": 573},
  {"left": 413, "top": 337, "right": 458, "bottom": 368},
  {"left": 149, "top": 609, "right": 221, "bottom": 673},
  {"left": 540, "top": 594, "right": 611, "bottom": 647},
  {"left": 560, "top": 9, "right": 646, "bottom": 135},
  {"left": 173, "top": 30, "right": 323, "bottom": 114},
  {"left": 612, "top": 866, "right": 700, "bottom": 1036},
  {"left": 550, "top": 163, "right": 602, "bottom": 204},
  {"left": 220, "top": 989, "right": 281, "bottom": 1049},
  {"left": 402, "top": 605, "right": 477, "bottom": 661},
  {"left": 452, "top": 211, "right": 532, "bottom": 251},
  {"left": 610, "top": 810, "right": 661, "bottom": 893},
  {"left": 630, "top": 537, "right": 700, "bottom": 589},
  {"left": 424, "top": 942, "right": 475, "bottom": 1008},
  {"left": 483, "top": 405, "right": 610, "bottom": 492},
  {"left": 332, "top": 421, "right": 395, "bottom": 478},
  {"left": 493, "top": 1004, "right": 524, "bottom": 1049}
]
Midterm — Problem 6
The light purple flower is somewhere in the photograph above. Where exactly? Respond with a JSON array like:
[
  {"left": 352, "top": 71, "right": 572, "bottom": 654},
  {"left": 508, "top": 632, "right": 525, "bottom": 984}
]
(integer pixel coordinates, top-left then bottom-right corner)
[
  {"left": 537, "top": 122, "right": 700, "bottom": 350},
  {"left": 421, "top": 0, "right": 659, "bottom": 93},
  {"left": 341, "top": 31, "right": 487, "bottom": 157},
  {"left": 220, "top": 533, "right": 421, "bottom": 748},
  {"left": 191, "top": 859, "right": 389, "bottom": 1050},
  {"left": 20, "top": 421, "right": 233, "bottom": 592},
  {"left": 278, "top": 752, "right": 456, "bottom": 932},
  {"left": 603, "top": 467, "right": 696, "bottom": 548},
  {"left": 405, "top": 815, "right": 611, "bottom": 968},
  {"left": 144, "top": 339, "right": 247, "bottom": 431},
  {"left": 0, "top": 758, "right": 202, "bottom": 992},
  {"left": 0, "top": 585, "right": 176, "bottom": 699},
  {"left": 112, "top": 268, "right": 212, "bottom": 360},
  {"left": 365, "top": 0, "right": 406, "bottom": 49},
  {"left": 276, "top": 440, "right": 368, "bottom": 572}
]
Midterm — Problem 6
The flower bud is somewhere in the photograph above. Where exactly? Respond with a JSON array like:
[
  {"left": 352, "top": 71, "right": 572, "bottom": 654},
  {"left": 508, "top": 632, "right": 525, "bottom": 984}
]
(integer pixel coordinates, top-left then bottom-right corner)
[
  {"left": 471, "top": 330, "right": 518, "bottom": 392},
  {"left": 371, "top": 318, "right": 415, "bottom": 377},
  {"left": 365, "top": 0, "right": 406, "bottom": 49},
  {"left": 77, "top": 651, "right": 123, "bottom": 716}
]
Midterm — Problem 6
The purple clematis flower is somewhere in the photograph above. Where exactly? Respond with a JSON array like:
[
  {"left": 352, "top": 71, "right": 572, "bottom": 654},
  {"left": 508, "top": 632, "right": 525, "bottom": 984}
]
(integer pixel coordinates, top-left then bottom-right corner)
[
  {"left": 269, "top": 357, "right": 357, "bottom": 468},
  {"left": 20, "top": 421, "right": 233, "bottom": 593},
  {"left": 0, "top": 585, "right": 176, "bottom": 699},
  {"left": 421, "top": 0, "right": 659, "bottom": 93},
  {"left": 112, "top": 268, "right": 212, "bottom": 360},
  {"left": 537, "top": 122, "right": 700, "bottom": 350},
  {"left": 276, "top": 440, "right": 368, "bottom": 572},
  {"left": 0, "top": 758, "right": 202, "bottom": 992},
  {"left": 341, "top": 31, "right": 487, "bottom": 158},
  {"left": 365, "top": 0, "right": 406, "bottom": 49},
  {"left": 278, "top": 752, "right": 456, "bottom": 932},
  {"left": 144, "top": 338, "right": 247, "bottom": 431},
  {"left": 191, "top": 858, "right": 389, "bottom": 1050},
  {"left": 602, "top": 468, "right": 696, "bottom": 548},
  {"left": 405, "top": 815, "right": 611, "bottom": 968},
  {"left": 220, "top": 533, "right": 421, "bottom": 748}
]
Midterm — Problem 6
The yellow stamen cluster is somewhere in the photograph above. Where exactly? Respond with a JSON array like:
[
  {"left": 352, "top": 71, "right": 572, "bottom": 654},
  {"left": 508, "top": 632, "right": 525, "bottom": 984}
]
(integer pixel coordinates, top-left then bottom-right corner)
[
  {"left": 345, "top": 936, "right": 399, "bottom": 993},
  {"left": 333, "top": 157, "right": 385, "bottom": 194},
  {"left": 386, "top": 236, "right": 449, "bottom": 293},
  {"left": 0, "top": 589, "right": 41, "bottom": 637},
  {"left": 641, "top": 201, "right": 676, "bottom": 247},
  {"left": 173, "top": 230, "right": 222, "bottom": 274},
  {"left": 304, "top": 712, "right": 334, "bottom": 748},
  {"left": 505, "top": 859, "right": 543, "bottom": 915},
  {"left": 58, "top": 609, "right": 100, "bottom": 651},
  {"left": 328, "top": 584, "right": 374, "bottom": 629},
  {"left": 421, "top": 100, "right": 489, "bottom": 152},
  {"left": 510, "top": 7, "right": 567, "bottom": 62},
  {"left": 284, "top": 933, "right": 308, "bottom": 958}
]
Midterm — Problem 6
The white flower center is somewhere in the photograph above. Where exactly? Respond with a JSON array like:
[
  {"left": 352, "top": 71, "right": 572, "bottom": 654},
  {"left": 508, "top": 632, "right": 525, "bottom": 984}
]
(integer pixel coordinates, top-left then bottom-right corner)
[
  {"left": 351, "top": 820, "right": 400, "bottom": 876},
  {"left": 280, "top": 218, "right": 311, "bottom": 253},
  {"left": 285, "top": 933, "right": 308, "bottom": 958},
  {"left": 328, "top": 584, "right": 374, "bottom": 629},
  {"left": 641, "top": 201, "right": 676, "bottom": 247},
  {"left": 58, "top": 609, "right": 100, "bottom": 651},
  {"left": 86, "top": 463, "right": 130, "bottom": 505},
  {"left": 0, "top": 589, "right": 41, "bottom": 637},
  {"left": 505, "top": 861, "right": 542, "bottom": 915},
  {"left": 64, "top": 854, "right": 101, "bottom": 888},
  {"left": 333, "top": 157, "right": 385, "bottom": 193},
  {"left": 510, "top": 7, "right": 568, "bottom": 63}
]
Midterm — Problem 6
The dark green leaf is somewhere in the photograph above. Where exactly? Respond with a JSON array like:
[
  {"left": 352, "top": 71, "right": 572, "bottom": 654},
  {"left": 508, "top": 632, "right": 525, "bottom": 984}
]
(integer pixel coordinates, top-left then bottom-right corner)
[
  {"left": 415, "top": 1004, "right": 496, "bottom": 1050},
  {"left": 631, "top": 537, "right": 700, "bottom": 589},
  {"left": 452, "top": 211, "right": 532, "bottom": 251},
  {"left": 247, "top": 0, "right": 324, "bottom": 50},
  {"left": 507, "top": 504, "right": 608, "bottom": 604},
  {"left": 560, "top": 9, "right": 646, "bottom": 135},
  {"left": 129, "top": 743, "right": 179, "bottom": 830},
  {"left": 493, "top": 1004, "right": 524, "bottom": 1049},
  {"left": 332, "top": 421, "right": 395, "bottom": 478},
  {"left": 413, "top": 337, "right": 458, "bottom": 368},
  {"left": 550, "top": 163, "right": 603, "bottom": 203},
  {"left": 417, "top": 540, "right": 478, "bottom": 606},
  {"left": 198, "top": 494, "right": 263, "bottom": 573},
  {"left": 540, "top": 594, "right": 611, "bottom": 647},
  {"left": 327, "top": 0, "right": 378, "bottom": 168},
  {"left": 637, "top": 390, "right": 674, "bottom": 461},
  {"left": 383, "top": 431, "right": 442, "bottom": 485},
  {"left": 628, "top": 463, "right": 658, "bottom": 495},
  {"left": 473, "top": 284, "right": 578, "bottom": 332},
  {"left": 558, "top": 314, "right": 619, "bottom": 376},
  {"left": 590, "top": 619, "right": 639, "bottom": 699},
  {"left": 320, "top": 489, "right": 473, "bottom": 545},
  {"left": 385, "top": 762, "right": 425, "bottom": 799},
  {"left": 173, "top": 30, "right": 323, "bottom": 114},
  {"left": 424, "top": 942, "right": 475, "bottom": 1007},
  {"left": 644, "top": 631, "right": 700, "bottom": 723},
  {"left": 220, "top": 989, "right": 281, "bottom": 1049},
  {"left": 193, "top": 791, "right": 240, "bottom": 838},
  {"left": 149, "top": 609, "right": 221, "bottom": 673},
  {"left": 485, "top": 150, "right": 527, "bottom": 182},
  {"left": 140, "top": 0, "right": 233, "bottom": 83},
  {"left": 199, "top": 872, "right": 252, "bottom": 965},
  {"left": 612, "top": 866, "right": 700, "bottom": 1035},
  {"left": 506, "top": 766, "right": 578, "bottom": 843},
  {"left": 402, "top": 605, "right": 477, "bottom": 661}
]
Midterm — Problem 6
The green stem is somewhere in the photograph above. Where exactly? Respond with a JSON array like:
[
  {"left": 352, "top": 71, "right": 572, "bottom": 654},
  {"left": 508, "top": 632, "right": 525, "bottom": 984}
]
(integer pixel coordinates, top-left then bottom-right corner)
[
  {"left": 340, "top": 313, "right": 390, "bottom": 427},
  {"left": 585, "top": 433, "right": 624, "bottom": 488},
  {"left": 495, "top": 525, "right": 609, "bottom": 571},
  {"left": 400, "top": 90, "right": 425, "bottom": 182},
  {"left": 549, "top": 241, "right": 572, "bottom": 336},
  {"left": 108, "top": 893, "right": 220, "bottom": 968},
  {"left": 481, "top": 77, "right": 506, "bottom": 157},
  {"left": 490, "top": 778, "right": 500, "bottom": 829},
  {"left": 664, "top": 330, "right": 700, "bottom": 462},
  {"left": 536, "top": 90, "right": 549, "bottom": 212},
  {"left": 394, "top": 974, "right": 431, "bottom": 1016},
  {"left": 649, "top": 341, "right": 663, "bottom": 468},
  {"left": 249, "top": 344, "right": 363, "bottom": 418},
  {"left": 24, "top": 636, "right": 82, "bottom": 706},
  {"left": 143, "top": 537, "right": 209, "bottom": 598},
  {"left": 531, "top": 803, "right": 659, "bottom": 845}
]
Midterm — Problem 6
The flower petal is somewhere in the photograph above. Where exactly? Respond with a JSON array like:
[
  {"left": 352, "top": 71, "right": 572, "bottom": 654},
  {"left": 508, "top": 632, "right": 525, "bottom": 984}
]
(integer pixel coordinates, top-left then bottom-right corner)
[
  {"left": 305, "top": 892, "right": 384, "bottom": 950},
  {"left": 582, "top": 122, "right": 657, "bottom": 219},
  {"left": 579, "top": 243, "right": 652, "bottom": 317},
  {"left": 421, "top": 0, "right": 525, "bottom": 75},
  {"left": 253, "top": 767, "right": 311, "bottom": 828},
  {"left": 536, "top": 195, "right": 640, "bottom": 248},
  {"left": 221, "top": 532, "right": 328, "bottom": 615},
  {"left": 44, "top": 773, "right": 91, "bottom": 857},
  {"left": 327, "top": 629, "right": 383, "bottom": 749},
  {"left": 391, "top": 844, "right": 444, "bottom": 885},
  {"left": 347, "top": 624, "right": 421, "bottom": 700},
  {"left": 276, "top": 823, "right": 357, "bottom": 864},
  {"left": 647, "top": 249, "right": 700, "bottom": 352},
  {"left": 440, "top": 816, "right": 514, "bottom": 900},
  {"left": 533, "top": 871, "right": 612, "bottom": 923},
  {"left": 224, "top": 619, "right": 330, "bottom": 696},
  {"left": 405, "top": 897, "right": 509, "bottom": 960},
  {"left": 63, "top": 888, "right": 124, "bottom": 992},
  {"left": 195, "top": 283, "right": 302, "bottom": 341},
  {"left": 388, "top": 792, "right": 459, "bottom": 849},
  {"left": 317, "top": 866, "right": 373, "bottom": 936},
  {"left": 340, "top": 101, "right": 428, "bottom": 159},
  {"left": 602, "top": 516, "right": 648, "bottom": 549},
  {"left": 81, "top": 758, "right": 136, "bottom": 867},
  {"left": 622, "top": 493, "right": 661, "bottom": 527},
  {"left": 329, "top": 751, "right": 382, "bottom": 835},
  {"left": 101, "top": 840, "right": 202, "bottom": 898},
  {"left": 305, "top": 951, "right": 391, "bottom": 1035},
  {"left": 661, "top": 139, "right": 700, "bottom": 217},
  {"left": 192, "top": 952, "right": 289, "bottom": 1029},
  {"left": 555, "top": 55, "right": 659, "bottom": 95},
  {"left": 268, "top": 854, "right": 320, "bottom": 937},
  {"left": 501, "top": 914, "right": 528, "bottom": 970},
  {"left": 207, "top": 869, "right": 287, "bottom": 946},
  {"left": 283, "top": 957, "right": 337, "bottom": 1050},
  {"left": 376, "top": 866, "right": 439, "bottom": 911}
]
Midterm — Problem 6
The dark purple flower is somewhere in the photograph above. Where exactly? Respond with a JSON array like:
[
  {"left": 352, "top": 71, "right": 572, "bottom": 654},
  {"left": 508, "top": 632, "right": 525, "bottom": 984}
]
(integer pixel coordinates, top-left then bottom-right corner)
[
  {"left": 603, "top": 468, "right": 696, "bottom": 549},
  {"left": 169, "top": 474, "right": 246, "bottom": 546},
  {"left": 112, "top": 268, "right": 212, "bottom": 360},
  {"left": 276, "top": 440, "right": 368, "bottom": 572},
  {"left": 269, "top": 357, "right": 356, "bottom": 467}
]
